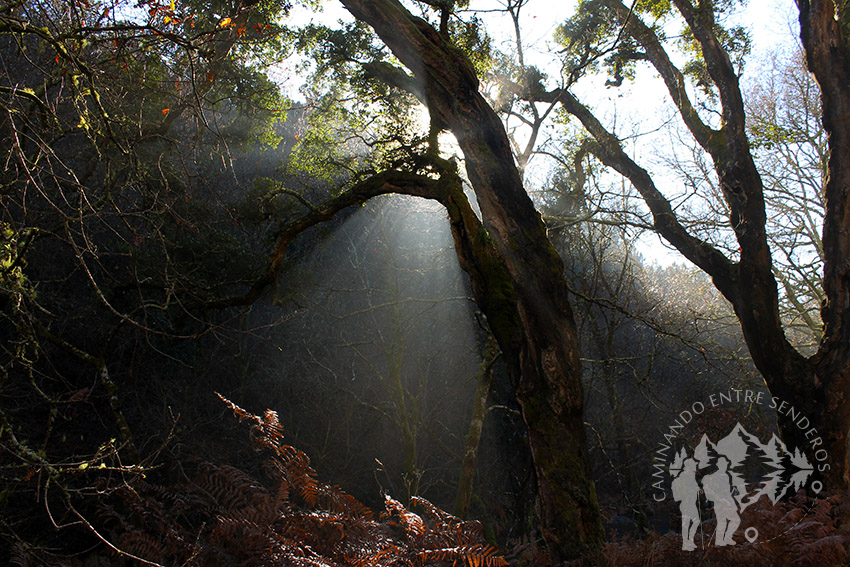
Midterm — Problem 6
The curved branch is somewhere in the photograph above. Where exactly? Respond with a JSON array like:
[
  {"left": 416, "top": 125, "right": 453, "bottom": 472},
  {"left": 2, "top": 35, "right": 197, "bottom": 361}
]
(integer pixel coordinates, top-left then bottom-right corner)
[
  {"left": 205, "top": 169, "right": 458, "bottom": 309},
  {"left": 601, "top": 0, "right": 720, "bottom": 154},
  {"left": 557, "top": 90, "right": 737, "bottom": 296},
  {"left": 671, "top": 0, "right": 744, "bottom": 134}
]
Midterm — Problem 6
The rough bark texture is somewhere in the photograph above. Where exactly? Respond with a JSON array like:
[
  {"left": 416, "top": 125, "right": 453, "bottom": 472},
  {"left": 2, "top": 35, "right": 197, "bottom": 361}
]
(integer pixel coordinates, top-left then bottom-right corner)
[
  {"left": 337, "top": 1, "right": 605, "bottom": 562},
  {"left": 797, "top": 0, "right": 850, "bottom": 488}
]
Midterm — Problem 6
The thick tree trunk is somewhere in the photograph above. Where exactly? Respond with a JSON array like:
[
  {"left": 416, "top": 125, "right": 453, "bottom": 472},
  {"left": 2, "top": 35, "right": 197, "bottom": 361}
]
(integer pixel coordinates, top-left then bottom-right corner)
[
  {"left": 554, "top": 0, "right": 850, "bottom": 490},
  {"left": 339, "top": 0, "right": 605, "bottom": 561},
  {"left": 797, "top": 0, "right": 850, "bottom": 490}
]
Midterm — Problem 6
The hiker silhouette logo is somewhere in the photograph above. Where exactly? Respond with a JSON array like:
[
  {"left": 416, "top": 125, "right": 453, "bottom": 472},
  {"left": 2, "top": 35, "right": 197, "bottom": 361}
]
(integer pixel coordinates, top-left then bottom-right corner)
[{"left": 667, "top": 420, "right": 819, "bottom": 550}]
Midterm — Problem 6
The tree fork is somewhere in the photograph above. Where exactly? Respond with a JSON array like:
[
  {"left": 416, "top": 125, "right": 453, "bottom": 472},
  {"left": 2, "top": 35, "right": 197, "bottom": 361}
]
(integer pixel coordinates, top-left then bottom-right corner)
[{"left": 556, "top": 0, "right": 850, "bottom": 489}]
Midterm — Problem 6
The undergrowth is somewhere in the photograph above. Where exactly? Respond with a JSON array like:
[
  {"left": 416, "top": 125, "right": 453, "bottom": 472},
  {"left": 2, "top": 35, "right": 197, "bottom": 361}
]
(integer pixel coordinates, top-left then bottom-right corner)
[
  {"left": 89, "top": 393, "right": 509, "bottom": 567},
  {"left": 602, "top": 491, "right": 850, "bottom": 567},
  {"left": 8, "top": 393, "right": 849, "bottom": 566}
]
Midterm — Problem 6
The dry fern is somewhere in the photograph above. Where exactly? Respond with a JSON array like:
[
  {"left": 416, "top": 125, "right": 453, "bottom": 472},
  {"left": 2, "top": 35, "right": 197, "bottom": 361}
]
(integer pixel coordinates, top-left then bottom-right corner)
[
  {"left": 418, "top": 544, "right": 509, "bottom": 567},
  {"left": 92, "top": 395, "right": 508, "bottom": 567}
]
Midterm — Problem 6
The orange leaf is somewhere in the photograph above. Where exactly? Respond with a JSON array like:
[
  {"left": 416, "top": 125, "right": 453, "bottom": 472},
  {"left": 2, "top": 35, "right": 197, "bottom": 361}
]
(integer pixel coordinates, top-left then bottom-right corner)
[
  {"left": 207, "top": 71, "right": 214, "bottom": 82},
  {"left": 236, "top": 26, "right": 246, "bottom": 37},
  {"left": 162, "top": 108, "right": 170, "bottom": 115},
  {"left": 219, "top": 17, "right": 232, "bottom": 27}
]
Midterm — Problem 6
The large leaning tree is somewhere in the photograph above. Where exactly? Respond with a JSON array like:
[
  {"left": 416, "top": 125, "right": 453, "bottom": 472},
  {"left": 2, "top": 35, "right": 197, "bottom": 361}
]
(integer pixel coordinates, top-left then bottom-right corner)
[
  {"left": 0, "top": 0, "right": 604, "bottom": 562},
  {"left": 523, "top": 0, "right": 850, "bottom": 488},
  {"left": 217, "top": 0, "right": 607, "bottom": 560}
]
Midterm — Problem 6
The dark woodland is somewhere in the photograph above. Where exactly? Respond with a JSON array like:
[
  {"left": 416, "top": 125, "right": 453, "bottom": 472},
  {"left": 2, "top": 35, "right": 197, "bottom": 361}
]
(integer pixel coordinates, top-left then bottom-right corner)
[{"left": 1, "top": 0, "right": 850, "bottom": 565}]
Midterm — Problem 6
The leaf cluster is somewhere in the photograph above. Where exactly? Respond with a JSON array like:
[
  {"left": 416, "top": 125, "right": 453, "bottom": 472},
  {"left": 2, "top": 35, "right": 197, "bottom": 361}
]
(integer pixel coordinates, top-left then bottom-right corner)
[{"left": 679, "top": 22, "right": 751, "bottom": 96}]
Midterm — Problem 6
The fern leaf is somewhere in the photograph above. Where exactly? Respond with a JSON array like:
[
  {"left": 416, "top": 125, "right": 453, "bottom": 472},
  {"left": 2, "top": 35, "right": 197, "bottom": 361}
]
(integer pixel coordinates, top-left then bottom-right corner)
[
  {"left": 418, "top": 544, "right": 508, "bottom": 567},
  {"left": 262, "top": 409, "right": 285, "bottom": 444},
  {"left": 789, "top": 534, "right": 849, "bottom": 565},
  {"left": 268, "top": 444, "right": 319, "bottom": 505},
  {"left": 348, "top": 544, "right": 402, "bottom": 567},
  {"left": 317, "top": 484, "right": 374, "bottom": 520},
  {"left": 384, "top": 494, "right": 425, "bottom": 538},
  {"left": 217, "top": 393, "right": 262, "bottom": 429},
  {"left": 411, "top": 495, "right": 484, "bottom": 545}
]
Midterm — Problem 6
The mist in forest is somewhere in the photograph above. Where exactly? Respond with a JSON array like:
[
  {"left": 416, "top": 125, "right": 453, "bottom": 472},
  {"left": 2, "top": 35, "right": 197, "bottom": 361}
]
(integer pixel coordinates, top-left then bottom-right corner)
[{"left": 3, "top": 0, "right": 848, "bottom": 564}]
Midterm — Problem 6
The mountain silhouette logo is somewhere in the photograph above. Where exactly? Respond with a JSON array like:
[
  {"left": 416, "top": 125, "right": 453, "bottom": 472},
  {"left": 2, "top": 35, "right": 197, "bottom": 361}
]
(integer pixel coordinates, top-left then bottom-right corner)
[{"left": 669, "top": 422, "right": 815, "bottom": 550}]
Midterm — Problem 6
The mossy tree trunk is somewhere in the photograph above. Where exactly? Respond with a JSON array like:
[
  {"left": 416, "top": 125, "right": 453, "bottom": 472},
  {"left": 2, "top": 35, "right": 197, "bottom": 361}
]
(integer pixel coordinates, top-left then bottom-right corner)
[
  {"left": 337, "top": 1, "right": 605, "bottom": 561},
  {"left": 454, "top": 336, "right": 499, "bottom": 519}
]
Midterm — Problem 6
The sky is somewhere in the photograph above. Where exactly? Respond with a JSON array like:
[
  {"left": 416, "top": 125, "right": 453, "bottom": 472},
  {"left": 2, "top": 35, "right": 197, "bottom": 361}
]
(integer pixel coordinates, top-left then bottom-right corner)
[{"left": 287, "top": 0, "right": 802, "bottom": 267}]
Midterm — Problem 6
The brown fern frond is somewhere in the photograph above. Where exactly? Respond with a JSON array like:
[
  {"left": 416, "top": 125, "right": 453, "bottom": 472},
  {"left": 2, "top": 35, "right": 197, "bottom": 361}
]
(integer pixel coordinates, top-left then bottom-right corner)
[
  {"left": 261, "top": 409, "right": 285, "bottom": 445},
  {"left": 267, "top": 444, "right": 319, "bottom": 505},
  {"left": 217, "top": 392, "right": 262, "bottom": 429},
  {"left": 418, "top": 544, "right": 509, "bottom": 567},
  {"left": 98, "top": 398, "right": 518, "bottom": 567},
  {"left": 789, "top": 534, "right": 848, "bottom": 566},
  {"left": 347, "top": 544, "right": 403, "bottom": 567},
  {"left": 410, "top": 495, "right": 453, "bottom": 524},
  {"left": 217, "top": 395, "right": 320, "bottom": 507},
  {"left": 209, "top": 515, "right": 272, "bottom": 550},
  {"left": 195, "top": 462, "right": 272, "bottom": 518},
  {"left": 271, "top": 476, "right": 292, "bottom": 513},
  {"left": 317, "top": 484, "right": 374, "bottom": 520},
  {"left": 411, "top": 495, "right": 484, "bottom": 545},
  {"left": 282, "top": 510, "right": 346, "bottom": 556},
  {"left": 384, "top": 493, "right": 425, "bottom": 538}
]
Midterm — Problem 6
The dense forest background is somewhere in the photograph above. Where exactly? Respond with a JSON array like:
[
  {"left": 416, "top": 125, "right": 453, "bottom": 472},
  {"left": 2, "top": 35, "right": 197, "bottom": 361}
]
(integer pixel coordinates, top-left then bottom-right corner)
[{"left": 1, "top": 0, "right": 849, "bottom": 565}]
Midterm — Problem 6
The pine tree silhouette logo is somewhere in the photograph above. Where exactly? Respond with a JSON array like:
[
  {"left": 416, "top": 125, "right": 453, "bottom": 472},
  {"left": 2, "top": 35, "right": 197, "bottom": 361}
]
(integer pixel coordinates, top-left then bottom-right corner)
[{"left": 669, "top": 422, "right": 815, "bottom": 550}]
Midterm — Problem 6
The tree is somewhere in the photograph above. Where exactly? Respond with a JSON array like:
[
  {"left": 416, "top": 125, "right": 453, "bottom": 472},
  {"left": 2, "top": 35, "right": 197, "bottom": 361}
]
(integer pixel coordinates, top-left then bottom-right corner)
[
  {"left": 746, "top": 48, "right": 827, "bottom": 348},
  {"left": 0, "top": 0, "right": 292, "bottom": 558},
  {"left": 529, "top": 0, "right": 850, "bottom": 489},
  {"left": 542, "top": 164, "right": 761, "bottom": 530},
  {"left": 215, "top": 0, "right": 607, "bottom": 561},
  {"left": 0, "top": 0, "right": 609, "bottom": 561}
]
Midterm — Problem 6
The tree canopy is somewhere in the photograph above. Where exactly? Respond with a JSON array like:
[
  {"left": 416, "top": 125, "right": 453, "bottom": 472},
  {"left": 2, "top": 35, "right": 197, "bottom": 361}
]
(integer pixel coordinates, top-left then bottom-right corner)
[{"left": 2, "top": 0, "right": 850, "bottom": 564}]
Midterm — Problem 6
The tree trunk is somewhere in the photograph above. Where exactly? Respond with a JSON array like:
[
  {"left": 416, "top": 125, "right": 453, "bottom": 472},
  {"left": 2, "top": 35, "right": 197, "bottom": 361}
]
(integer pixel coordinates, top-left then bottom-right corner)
[
  {"left": 554, "top": 0, "right": 850, "bottom": 490},
  {"left": 454, "top": 337, "right": 499, "bottom": 519},
  {"left": 339, "top": 0, "right": 605, "bottom": 561},
  {"left": 797, "top": 0, "right": 850, "bottom": 490}
]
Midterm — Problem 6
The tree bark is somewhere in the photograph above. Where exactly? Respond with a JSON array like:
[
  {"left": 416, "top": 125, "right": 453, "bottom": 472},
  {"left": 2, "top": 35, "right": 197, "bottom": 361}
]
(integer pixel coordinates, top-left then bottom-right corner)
[
  {"left": 337, "top": 1, "right": 605, "bottom": 561},
  {"left": 797, "top": 0, "right": 850, "bottom": 489},
  {"left": 454, "top": 337, "right": 499, "bottom": 519}
]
